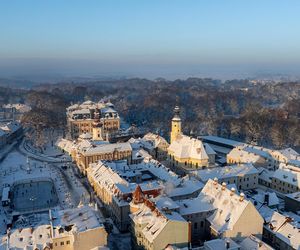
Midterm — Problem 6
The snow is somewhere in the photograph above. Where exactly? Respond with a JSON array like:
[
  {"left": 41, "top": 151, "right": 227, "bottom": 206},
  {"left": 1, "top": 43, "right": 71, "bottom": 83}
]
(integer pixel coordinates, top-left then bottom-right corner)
[
  {"left": 265, "top": 211, "right": 300, "bottom": 249},
  {"left": 279, "top": 148, "right": 299, "bottom": 159},
  {"left": 143, "top": 132, "right": 169, "bottom": 148},
  {"left": 130, "top": 202, "right": 186, "bottom": 243},
  {"left": 201, "top": 179, "right": 253, "bottom": 234},
  {"left": 273, "top": 166, "right": 300, "bottom": 188},
  {"left": 152, "top": 195, "right": 180, "bottom": 211},
  {"left": 240, "top": 235, "right": 274, "bottom": 250},
  {"left": 168, "top": 135, "right": 209, "bottom": 161},
  {"left": 81, "top": 142, "right": 132, "bottom": 156},
  {"left": 201, "top": 135, "right": 243, "bottom": 147},
  {"left": 176, "top": 193, "right": 215, "bottom": 215},
  {"left": 285, "top": 191, "right": 300, "bottom": 202},
  {"left": 204, "top": 238, "right": 240, "bottom": 250},
  {"left": 52, "top": 205, "right": 104, "bottom": 237},
  {"left": 252, "top": 192, "right": 279, "bottom": 208},
  {"left": 0, "top": 205, "right": 104, "bottom": 250},
  {"left": 0, "top": 121, "right": 22, "bottom": 134},
  {"left": 166, "top": 176, "right": 204, "bottom": 199},
  {"left": 194, "top": 163, "right": 258, "bottom": 183},
  {"left": 1, "top": 187, "right": 10, "bottom": 203}
]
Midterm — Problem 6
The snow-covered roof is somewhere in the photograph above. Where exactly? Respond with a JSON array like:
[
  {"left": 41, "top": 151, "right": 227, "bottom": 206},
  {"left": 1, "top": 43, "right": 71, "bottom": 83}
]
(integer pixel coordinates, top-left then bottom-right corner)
[
  {"left": 67, "top": 100, "right": 119, "bottom": 120},
  {"left": 176, "top": 193, "right": 215, "bottom": 216},
  {"left": 279, "top": 148, "right": 299, "bottom": 159},
  {"left": 81, "top": 142, "right": 132, "bottom": 156},
  {"left": 129, "top": 137, "right": 154, "bottom": 151},
  {"left": 166, "top": 176, "right": 204, "bottom": 199},
  {"left": 258, "top": 168, "right": 273, "bottom": 183},
  {"left": 132, "top": 148, "right": 152, "bottom": 160},
  {"left": 56, "top": 138, "right": 74, "bottom": 154},
  {"left": 79, "top": 132, "right": 92, "bottom": 139},
  {"left": 2, "top": 224, "right": 52, "bottom": 250},
  {"left": 3, "top": 103, "right": 31, "bottom": 112},
  {"left": 1, "top": 187, "right": 10, "bottom": 202},
  {"left": 272, "top": 165, "right": 300, "bottom": 188},
  {"left": 204, "top": 238, "right": 240, "bottom": 250},
  {"left": 0, "top": 128, "right": 6, "bottom": 137},
  {"left": 265, "top": 211, "right": 300, "bottom": 249},
  {"left": 130, "top": 202, "right": 186, "bottom": 243},
  {"left": 240, "top": 235, "right": 274, "bottom": 250},
  {"left": 0, "top": 121, "right": 21, "bottom": 134},
  {"left": 201, "top": 135, "right": 243, "bottom": 147},
  {"left": 168, "top": 135, "right": 209, "bottom": 161},
  {"left": 52, "top": 205, "right": 104, "bottom": 237},
  {"left": 194, "top": 163, "right": 258, "bottom": 183},
  {"left": 201, "top": 179, "right": 261, "bottom": 234},
  {"left": 252, "top": 192, "right": 279, "bottom": 208},
  {"left": 285, "top": 191, "right": 300, "bottom": 202},
  {"left": 143, "top": 132, "right": 169, "bottom": 148},
  {"left": 227, "top": 145, "right": 274, "bottom": 164},
  {"left": 152, "top": 195, "right": 180, "bottom": 211}
]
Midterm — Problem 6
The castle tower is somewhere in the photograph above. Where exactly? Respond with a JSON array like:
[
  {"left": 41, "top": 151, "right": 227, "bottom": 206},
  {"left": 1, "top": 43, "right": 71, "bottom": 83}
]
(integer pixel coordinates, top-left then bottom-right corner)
[
  {"left": 170, "top": 105, "right": 182, "bottom": 144},
  {"left": 92, "top": 109, "right": 104, "bottom": 141}
]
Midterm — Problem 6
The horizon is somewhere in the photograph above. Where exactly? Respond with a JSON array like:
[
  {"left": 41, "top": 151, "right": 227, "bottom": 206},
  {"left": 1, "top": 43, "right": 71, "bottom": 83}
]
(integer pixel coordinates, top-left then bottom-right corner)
[{"left": 1, "top": 1, "right": 300, "bottom": 80}]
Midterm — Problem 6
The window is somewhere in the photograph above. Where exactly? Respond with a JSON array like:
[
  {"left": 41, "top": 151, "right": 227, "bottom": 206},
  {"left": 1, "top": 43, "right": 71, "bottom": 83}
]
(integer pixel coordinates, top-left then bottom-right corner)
[
  {"left": 201, "top": 221, "right": 204, "bottom": 227},
  {"left": 66, "top": 240, "right": 70, "bottom": 245},
  {"left": 194, "top": 222, "right": 198, "bottom": 229},
  {"left": 61, "top": 242, "right": 64, "bottom": 246}
]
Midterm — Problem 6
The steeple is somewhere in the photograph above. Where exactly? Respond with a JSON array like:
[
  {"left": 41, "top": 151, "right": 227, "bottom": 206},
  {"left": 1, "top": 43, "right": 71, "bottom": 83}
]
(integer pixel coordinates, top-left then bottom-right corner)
[
  {"left": 170, "top": 105, "right": 182, "bottom": 144},
  {"left": 92, "top": 109, "right": 103, "bottom": 141}
]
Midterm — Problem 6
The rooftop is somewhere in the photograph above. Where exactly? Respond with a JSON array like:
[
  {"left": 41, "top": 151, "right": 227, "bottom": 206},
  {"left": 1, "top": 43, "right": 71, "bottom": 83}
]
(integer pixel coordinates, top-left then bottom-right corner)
[{"left": 194, "top": 163, "right": 258, "bottom": 183}]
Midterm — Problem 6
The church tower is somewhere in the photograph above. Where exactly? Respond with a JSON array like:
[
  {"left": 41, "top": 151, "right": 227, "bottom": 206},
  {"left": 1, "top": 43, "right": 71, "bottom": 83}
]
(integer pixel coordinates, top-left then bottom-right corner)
[
  {"left": 92, "top": 109, "right": 104, "bottom": 141},
  {"left": 170, "top": 106, "right": 182, "bottom": 144}
]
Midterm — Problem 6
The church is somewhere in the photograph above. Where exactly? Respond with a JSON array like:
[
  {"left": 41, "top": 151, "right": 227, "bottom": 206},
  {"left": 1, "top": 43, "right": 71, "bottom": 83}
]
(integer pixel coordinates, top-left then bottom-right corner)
[{"left": 167, "top": 106, "right": 216, "bottom": 170}]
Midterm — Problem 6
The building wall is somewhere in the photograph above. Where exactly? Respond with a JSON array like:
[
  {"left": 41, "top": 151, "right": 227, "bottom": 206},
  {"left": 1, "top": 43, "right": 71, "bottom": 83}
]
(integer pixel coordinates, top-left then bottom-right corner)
[
  {"left": 69, "top": 118, "right": 120, "bottom": 139},
  {"left": 205, "top": 172, "right": 258, "bottom": 191},
  {"left": 182, "top": 211, "right": 211, "bottom": 243},
  {"left": 87, "top": 170, "right": 131, "bottom": 232},
  {"left": 52, "top": 235, "right": 73, "bottom": 250},
  {"left": 223, "top": 203, "right": 263, "bottom": 240},
  {"left": 153, "top": 221, "right": 189, "bottom": 250},
  {"left": 77, "top": 149, "right": 132, "bottom": 173},
  {"left": 73, "top": 227, "right": 107, "bottom": 250},
  {"left": 52, "top": 227, "right": 107, "bottom": 250},
  {"left": 168, "top": 153, "right": 209, "bottom": 170},
  {"left": 263, "top": 226, "right": 294, "bottom": 250},
  {"left": 135, "top": 220, "right": 189, "bottom": 250},
  {"left": 170, "top": 119, "right": 181, "bottom": 144},
  {"left": 271, "top": 177, "right": 300, "bottom": 194},
  {"left": 284, "top": 195, "right": 300, "bottom": 213}
]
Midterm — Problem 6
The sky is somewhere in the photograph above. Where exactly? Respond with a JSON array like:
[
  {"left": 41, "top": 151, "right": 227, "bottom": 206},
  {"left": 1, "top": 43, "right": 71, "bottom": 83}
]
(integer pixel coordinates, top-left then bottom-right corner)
[{"left": 0, "top": 0, "right": 300, "bottom": 80}]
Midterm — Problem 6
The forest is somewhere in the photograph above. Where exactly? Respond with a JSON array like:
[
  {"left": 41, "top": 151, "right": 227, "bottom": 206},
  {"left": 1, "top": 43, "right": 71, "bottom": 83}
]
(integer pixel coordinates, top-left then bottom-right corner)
[{"left": 1, "top": 78, "right": 299, "bottom": 150}]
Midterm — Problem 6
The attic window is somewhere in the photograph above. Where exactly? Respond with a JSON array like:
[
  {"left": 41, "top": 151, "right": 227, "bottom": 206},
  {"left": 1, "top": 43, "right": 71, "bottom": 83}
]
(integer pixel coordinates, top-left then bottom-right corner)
[{"left": 19, "top": 237, "right": 23, "bottom": 242}]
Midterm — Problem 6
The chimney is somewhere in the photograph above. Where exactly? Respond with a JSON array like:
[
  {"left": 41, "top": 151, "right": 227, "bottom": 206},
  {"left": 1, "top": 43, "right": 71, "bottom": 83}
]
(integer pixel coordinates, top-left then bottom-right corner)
[
  {"left": 264, "top": 193, "right": 269, "bottom": 205},
  {"left": 230, "top": 187, "right": 236, "bottom": 196},
  {"left": 221, "top": 182, "right": 227, "bottom": 191},
  {"left": 226, "top": 240, "right": 230, "bottom": 249},
  {"left": 213, "top": 177, "right": 218, "bottom": 185},
  {"left": 239, "top": 193, "right": 245, "bottom": 202}
]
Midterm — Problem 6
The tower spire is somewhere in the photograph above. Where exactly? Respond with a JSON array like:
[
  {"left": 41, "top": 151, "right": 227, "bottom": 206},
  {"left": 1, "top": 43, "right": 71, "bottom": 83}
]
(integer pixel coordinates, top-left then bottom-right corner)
[{"left": 170, "top": 105, "right": 182, "bottom": 144}]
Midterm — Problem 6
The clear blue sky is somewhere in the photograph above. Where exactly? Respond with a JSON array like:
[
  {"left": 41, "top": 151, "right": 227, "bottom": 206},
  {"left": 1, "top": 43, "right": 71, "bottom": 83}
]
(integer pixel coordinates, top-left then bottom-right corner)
[{"left": 0, "top": 0, "right": 300, "bottom": 79}]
